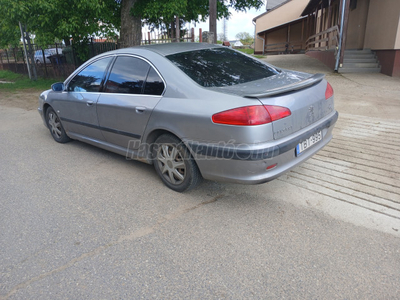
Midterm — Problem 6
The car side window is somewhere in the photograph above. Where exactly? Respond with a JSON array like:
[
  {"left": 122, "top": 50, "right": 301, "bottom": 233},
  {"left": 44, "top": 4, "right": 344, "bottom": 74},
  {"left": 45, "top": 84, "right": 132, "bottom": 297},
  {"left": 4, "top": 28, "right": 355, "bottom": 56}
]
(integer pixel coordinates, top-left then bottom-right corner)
[
  {"left": 143, "top": 67, "right": 164, "bottom": 96},
  {"left": 68, "top": 57, "right": 112, "bottom": 93},
  {"left": 104, "top": 56, "right": 151, "bottom": 94}
]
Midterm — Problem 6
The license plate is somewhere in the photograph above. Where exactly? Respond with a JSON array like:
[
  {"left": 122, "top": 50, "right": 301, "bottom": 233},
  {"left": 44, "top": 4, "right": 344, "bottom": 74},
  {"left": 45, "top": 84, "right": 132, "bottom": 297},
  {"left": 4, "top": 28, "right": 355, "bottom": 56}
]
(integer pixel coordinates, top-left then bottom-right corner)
[{"left": 296, "top": 131, "right": 322, "bottom": 156}]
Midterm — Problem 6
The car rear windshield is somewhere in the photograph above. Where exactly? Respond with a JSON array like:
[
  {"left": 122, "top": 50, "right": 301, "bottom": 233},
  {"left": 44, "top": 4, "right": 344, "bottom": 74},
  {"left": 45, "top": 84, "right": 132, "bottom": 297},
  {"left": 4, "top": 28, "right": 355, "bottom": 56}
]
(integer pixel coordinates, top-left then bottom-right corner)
[{"left": 166, "top": 48, "right": 279, "bottom": 87}]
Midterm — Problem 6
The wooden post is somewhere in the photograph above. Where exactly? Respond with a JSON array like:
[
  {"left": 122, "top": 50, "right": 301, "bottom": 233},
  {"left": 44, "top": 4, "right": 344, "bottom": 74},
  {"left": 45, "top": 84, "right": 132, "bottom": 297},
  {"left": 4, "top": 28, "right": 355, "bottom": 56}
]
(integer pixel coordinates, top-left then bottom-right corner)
[
  {"left": 327, "top": 0, "right": 333, "bottom": 28},
  {"left": 191, "top": 28, "right": 195, "bottom": 42},
  {"left": 340, "top": 0, "right": 351, "bottom": 64},
  {"left": 338, "top": 0, "right": 343, "bottom": 26},
  {"left": 314, "top": 7, "right": 318, "bottom": 35},
  {"left": 301, "top": 19, "right": 305, "bottom": 50},
  {"left": 42, "top": 49, "right": 48, "bottom": 78},
  {"left": 327, "top": 0, "right": 333, "bottom": 49},
  {"left": 209, "top": 0, "right": 217, "bottom": 43},
  {"left": 264, "top": 32, "right": 267, "bottom": 53},
  {"left": 199, "top": 28, "right": 203, "bottom": 42},
  {"left": 148, "top": 32, "right": 151, "bottom": 44},
  {"left": 318, "top": 3, "right": 324, "bottom": 48}
]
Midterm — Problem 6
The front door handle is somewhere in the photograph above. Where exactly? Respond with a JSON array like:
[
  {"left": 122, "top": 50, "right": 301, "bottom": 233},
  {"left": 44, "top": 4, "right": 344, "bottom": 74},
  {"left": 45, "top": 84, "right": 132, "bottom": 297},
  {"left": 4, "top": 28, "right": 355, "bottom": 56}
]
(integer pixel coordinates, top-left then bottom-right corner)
[
  {"left": 136, "top": 107, "right": 146, "bottom": 114},
  {"left": 86, "top": 100, "right": 94, "bottom": 106}
]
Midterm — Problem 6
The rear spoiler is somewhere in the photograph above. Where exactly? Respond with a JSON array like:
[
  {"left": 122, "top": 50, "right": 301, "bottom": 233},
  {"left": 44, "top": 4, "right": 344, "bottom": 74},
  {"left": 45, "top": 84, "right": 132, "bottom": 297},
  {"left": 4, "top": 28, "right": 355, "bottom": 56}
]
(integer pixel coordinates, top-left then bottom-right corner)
[{"left": 244, "top": 73, "right": 325, "bottom": 98}]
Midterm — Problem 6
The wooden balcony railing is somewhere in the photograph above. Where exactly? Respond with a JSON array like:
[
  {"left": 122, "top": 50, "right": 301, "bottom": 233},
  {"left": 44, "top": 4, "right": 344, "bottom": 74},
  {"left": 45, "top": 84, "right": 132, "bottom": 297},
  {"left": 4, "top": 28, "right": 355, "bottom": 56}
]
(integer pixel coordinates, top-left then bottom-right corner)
[
  {"left": 264, "top": 41, "right": 303, "bottom": 54},
  {"left": 306, "top": 25, "right": 339, "bottom": 51}
]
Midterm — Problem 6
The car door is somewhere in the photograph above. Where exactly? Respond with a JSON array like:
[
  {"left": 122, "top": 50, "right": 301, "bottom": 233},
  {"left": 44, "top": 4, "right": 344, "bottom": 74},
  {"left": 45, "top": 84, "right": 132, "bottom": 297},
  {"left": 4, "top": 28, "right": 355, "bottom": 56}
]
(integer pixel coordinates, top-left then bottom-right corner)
[
  {"left": 96, "top": 55, "right": 165, "bottom": 150},
  {"left": 56, "top": 56, "right": 114, "bottom": 141}
]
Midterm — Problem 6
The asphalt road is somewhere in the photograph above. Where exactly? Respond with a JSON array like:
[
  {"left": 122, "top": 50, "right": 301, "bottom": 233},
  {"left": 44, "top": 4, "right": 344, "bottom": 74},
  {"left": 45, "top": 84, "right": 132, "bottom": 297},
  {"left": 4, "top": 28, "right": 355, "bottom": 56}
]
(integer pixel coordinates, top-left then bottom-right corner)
[{"left": 1, "top": 55, "right": 400, "bottom": 299}]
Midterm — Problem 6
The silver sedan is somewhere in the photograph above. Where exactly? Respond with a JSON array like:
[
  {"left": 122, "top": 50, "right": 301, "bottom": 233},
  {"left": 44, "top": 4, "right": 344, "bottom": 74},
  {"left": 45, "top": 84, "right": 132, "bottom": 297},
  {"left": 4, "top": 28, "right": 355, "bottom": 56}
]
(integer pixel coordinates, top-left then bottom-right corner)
[{"left": 38, "top": 43, "right": 338, "bottom": 192}]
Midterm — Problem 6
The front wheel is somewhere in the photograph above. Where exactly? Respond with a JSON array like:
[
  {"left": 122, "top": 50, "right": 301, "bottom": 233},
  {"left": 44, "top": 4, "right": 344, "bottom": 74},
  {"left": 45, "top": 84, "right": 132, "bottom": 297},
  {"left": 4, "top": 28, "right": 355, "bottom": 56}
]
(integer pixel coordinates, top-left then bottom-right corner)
[
  {"left": 45, "top": 107, "right": 71, "bottom": 143},
  {"left": 153, "top": 134, "right": 202, "bottom": 192}
]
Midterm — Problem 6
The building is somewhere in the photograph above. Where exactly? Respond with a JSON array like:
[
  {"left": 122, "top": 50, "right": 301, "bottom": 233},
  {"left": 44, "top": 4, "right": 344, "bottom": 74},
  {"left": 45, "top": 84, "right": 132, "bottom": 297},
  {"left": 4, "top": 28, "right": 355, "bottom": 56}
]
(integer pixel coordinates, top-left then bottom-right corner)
[{"left": 253, "top": 0, "right": 400, "bottom": 77}]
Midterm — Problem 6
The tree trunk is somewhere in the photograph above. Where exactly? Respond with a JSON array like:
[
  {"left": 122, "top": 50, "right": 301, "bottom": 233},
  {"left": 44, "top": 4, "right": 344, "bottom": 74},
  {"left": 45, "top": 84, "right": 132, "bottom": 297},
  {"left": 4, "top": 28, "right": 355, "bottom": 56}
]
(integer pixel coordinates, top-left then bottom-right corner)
[
  {"left": 175, "top": 16, "right": 180, "bottom": 42},
  {"left": 209, "top": 0, "right": 217, "bottom": 43},
  {"left": 170, "top": 20, "right": 175, "bottom": 39},
  {"left": 120, "top": 0, "right": 142, "bottom": 48}
]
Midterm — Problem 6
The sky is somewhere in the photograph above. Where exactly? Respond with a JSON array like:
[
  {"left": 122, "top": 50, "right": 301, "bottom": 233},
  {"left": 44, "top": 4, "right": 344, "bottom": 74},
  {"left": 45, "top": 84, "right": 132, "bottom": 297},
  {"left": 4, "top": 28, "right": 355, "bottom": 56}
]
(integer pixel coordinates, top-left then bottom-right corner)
[
  {"left": 142, "top": 4, "right": 268, "bottom": 42},
  {"left": 193, "top": 6, "right": 266, "bottom": 41},
  {"left": 192, "top": 0, "right": 288, "bottom": 40}
]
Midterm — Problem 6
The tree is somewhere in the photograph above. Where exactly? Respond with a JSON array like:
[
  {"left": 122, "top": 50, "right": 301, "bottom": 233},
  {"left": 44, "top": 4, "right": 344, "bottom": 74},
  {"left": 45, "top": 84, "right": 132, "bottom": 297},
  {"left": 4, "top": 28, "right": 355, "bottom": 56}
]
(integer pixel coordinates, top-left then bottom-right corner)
[
  {"left": 120, "top": 0, "right": 264, "bottom": 47},
  {"left": 0, "top": 0, "right": 120, "bottom": 56},
  {"left": 218, "top": 33, "right": 226, "bottom": 42},
  {"left": 235, "top": 32, "right": 254, "bottom": 45},
  {"left": 0, "top": 0, "right": 263, "bottom": 55}
]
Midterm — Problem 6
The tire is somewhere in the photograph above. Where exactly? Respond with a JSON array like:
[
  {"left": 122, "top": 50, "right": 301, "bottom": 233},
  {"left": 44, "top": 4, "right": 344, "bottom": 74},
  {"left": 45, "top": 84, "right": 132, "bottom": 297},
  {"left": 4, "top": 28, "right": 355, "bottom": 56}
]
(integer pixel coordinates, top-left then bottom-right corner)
[
  {"left": 45, "top": 107, "right": 71, "bottom": 143},
  {"left": 153, "top": 134, "right": 202, "bottom": 192}
]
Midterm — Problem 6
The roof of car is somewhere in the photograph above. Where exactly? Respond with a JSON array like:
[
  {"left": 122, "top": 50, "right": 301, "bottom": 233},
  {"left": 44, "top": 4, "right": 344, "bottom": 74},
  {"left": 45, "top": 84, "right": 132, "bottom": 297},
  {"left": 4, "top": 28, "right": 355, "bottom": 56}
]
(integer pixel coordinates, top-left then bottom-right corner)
[{"left": 117, "top": 43, "right": 223, "bottom": 57}]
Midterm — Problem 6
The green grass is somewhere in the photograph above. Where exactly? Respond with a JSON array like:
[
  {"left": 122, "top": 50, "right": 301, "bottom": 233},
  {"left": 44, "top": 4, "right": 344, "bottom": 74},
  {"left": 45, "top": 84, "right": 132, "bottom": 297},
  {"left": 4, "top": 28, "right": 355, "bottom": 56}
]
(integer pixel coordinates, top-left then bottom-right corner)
[
  {"left": 235, "top": 48, "right": 266, "bottom": 59},
  {"left": 236, "top": 48, "right": 254, "bottom": 55},
  {"left": 0, "top": 70, "right": 61, "bottom": 91}
]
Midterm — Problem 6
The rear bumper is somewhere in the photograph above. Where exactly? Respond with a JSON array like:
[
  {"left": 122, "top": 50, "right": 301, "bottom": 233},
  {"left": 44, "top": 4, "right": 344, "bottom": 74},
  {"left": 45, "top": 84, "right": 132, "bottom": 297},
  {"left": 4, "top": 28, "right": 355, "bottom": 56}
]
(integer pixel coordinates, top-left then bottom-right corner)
[{"left": 188, "top": 111, "right": 338, "bottom": 184}]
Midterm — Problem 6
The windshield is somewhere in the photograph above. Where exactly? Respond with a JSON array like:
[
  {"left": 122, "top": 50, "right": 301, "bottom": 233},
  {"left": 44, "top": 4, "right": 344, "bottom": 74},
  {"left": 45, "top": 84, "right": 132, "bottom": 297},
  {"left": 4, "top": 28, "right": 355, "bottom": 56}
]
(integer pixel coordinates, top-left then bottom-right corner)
[{"left": 166, "top": 47, "right": 279, "bottom": 87}]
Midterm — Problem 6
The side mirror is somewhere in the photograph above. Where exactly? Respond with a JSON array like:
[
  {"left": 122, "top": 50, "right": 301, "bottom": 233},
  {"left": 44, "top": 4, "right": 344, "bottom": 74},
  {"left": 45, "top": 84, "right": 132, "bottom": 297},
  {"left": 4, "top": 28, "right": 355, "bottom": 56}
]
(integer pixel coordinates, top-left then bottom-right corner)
[{"left": 51, "top": 82, "right": 64, "bottom": 92}]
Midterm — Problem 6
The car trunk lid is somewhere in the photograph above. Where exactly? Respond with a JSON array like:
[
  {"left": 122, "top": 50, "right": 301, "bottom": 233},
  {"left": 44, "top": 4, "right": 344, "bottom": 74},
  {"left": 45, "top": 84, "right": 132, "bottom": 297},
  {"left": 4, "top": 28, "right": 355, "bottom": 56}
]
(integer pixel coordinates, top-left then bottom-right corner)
[{"left": 209, "top": 71, "right": 334, "bottom": 140}]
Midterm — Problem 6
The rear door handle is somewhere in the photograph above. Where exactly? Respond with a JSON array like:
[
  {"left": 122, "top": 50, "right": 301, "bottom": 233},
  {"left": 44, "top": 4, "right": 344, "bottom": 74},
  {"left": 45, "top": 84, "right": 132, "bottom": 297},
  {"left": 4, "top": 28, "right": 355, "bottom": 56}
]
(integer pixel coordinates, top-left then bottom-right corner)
[
  {"left": 135, "top": 107, "right": 146, "bottom": 114},
  {"left": 86, "top": 100, "right": 94, "bottom": 106}
]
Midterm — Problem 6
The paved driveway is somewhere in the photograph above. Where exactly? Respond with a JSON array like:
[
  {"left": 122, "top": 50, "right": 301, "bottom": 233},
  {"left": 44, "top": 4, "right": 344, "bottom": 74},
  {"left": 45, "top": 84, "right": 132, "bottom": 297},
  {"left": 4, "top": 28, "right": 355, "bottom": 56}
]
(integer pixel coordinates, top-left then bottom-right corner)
[
  {"left": 1, "top": 55, "right": 399, "bottom": 299},
  {"left": 264, "top": 55, "right": 400, "bottom": 235}
]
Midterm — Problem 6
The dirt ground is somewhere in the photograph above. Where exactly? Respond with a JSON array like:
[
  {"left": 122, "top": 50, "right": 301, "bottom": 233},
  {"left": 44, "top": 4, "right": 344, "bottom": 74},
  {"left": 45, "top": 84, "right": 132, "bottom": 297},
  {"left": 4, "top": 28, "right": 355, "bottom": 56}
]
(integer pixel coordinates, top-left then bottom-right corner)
[{"left": 0, "top": 89, "right": 42, "bottom": 111}]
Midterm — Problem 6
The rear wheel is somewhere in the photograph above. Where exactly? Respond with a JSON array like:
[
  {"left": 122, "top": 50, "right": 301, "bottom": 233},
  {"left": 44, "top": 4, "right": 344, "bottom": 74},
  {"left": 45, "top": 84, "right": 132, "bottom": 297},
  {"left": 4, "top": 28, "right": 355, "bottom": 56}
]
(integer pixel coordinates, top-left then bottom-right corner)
[
  {"left": 153, "top": 134, "right": 201, "bottom": 192},
  {"left": 45, "top": 107, "right": 71, "bottom": 143}
]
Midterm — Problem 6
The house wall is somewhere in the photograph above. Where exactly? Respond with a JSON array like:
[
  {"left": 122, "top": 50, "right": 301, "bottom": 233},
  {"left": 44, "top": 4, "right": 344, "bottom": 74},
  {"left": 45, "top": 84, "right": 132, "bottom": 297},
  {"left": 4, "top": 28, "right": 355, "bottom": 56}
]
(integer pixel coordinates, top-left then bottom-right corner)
[
  {"left": 266, "top": 28, "right": 288, "bottom": 46},
  {"left": 306, "top": 50, "right": 336, "bottom": 70},
  {"left": 254, "top": 0, "right": 309, "bottom": 53},
  {"left": 290, "top": 21, "right": 305, "bottom": 47},
  {"left": 345, "top": 0, "right": 370, "bottom": 49},
  {"left": 375, "top": 50, "right": 400, "bottom": 77},
  {"left": 364, "top": 0, "right": 400, "bottom": 49}
]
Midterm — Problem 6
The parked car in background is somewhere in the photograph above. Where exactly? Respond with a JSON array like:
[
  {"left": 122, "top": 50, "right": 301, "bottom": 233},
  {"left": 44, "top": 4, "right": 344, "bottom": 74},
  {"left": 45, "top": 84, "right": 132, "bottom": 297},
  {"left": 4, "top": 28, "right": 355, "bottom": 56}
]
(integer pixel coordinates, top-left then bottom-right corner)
[
  {"left": 34, "top": 48, "right": 63, "bottom": 64},
  {"left": 38, "top": 43, "right": 338, "bottom": 192}
]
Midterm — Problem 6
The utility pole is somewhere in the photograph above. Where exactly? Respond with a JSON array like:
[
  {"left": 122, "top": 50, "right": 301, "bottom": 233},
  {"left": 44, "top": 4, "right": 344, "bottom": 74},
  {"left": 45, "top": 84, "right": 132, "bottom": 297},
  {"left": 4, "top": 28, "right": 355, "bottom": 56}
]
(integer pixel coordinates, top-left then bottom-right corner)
[
  {"left": 209, "top": 0, "right": 217, "bottom": 43},
  {"left": 19, "top": 22, "right": 31, "bottom": 80},
  {"left": 223, "top": 18, "right": 227, "bottom": 41}
]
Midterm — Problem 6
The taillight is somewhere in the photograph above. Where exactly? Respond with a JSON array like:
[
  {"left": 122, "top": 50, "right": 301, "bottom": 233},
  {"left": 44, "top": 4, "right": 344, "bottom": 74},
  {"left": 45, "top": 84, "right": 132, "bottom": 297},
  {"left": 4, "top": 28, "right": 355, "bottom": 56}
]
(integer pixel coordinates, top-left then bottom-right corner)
[
  {"left": 212, "top": 105, "right": 291, "bottom": 126},
  {"left": 266, "top": 105, "right": 292, "bottom": 121},
  {"left": 325, "top": 82, "right": 334, "bottom": 100}
]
